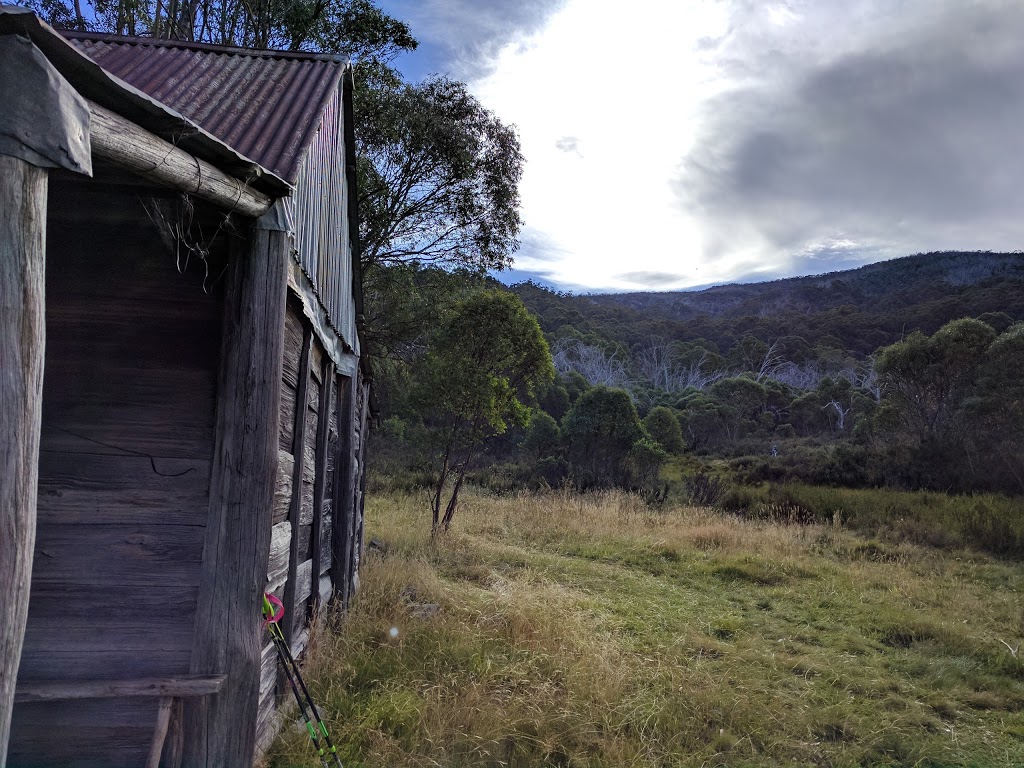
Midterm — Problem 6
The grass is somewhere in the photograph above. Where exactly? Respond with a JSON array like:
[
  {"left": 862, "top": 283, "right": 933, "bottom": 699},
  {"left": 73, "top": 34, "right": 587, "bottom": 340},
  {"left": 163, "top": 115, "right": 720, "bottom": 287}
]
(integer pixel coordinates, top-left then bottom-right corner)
[{"left": 266, "top": 488, "right": 1024, "bottom": 767}]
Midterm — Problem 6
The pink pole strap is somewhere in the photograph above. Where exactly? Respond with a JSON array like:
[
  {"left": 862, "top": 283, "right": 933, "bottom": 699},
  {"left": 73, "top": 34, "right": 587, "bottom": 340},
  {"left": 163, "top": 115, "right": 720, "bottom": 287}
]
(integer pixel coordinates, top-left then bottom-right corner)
[{"left": 263, "top": 593, "right": 285, "bottom": 625}]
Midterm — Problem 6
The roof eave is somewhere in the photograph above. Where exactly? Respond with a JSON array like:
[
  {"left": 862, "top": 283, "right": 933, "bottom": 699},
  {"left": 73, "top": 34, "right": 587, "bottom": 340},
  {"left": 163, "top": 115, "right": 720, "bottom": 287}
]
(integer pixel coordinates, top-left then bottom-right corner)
[{"left": 0, "top": 5, "right": 292, "bottom": 198}]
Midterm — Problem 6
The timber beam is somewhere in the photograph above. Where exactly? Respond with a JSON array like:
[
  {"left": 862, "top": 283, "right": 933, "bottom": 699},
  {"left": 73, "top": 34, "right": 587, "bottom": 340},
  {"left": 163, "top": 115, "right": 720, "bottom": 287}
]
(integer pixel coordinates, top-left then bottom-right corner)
[{"left": 88, "top": 101, "right": 274, "bottom": 218}]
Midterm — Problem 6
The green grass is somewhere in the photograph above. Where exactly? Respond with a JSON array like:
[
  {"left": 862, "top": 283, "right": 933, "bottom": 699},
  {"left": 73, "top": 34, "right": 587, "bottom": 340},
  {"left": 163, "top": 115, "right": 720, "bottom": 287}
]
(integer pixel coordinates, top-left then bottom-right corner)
[{"left": 266, "top": 488, "right": 1024, "bottom": 767}]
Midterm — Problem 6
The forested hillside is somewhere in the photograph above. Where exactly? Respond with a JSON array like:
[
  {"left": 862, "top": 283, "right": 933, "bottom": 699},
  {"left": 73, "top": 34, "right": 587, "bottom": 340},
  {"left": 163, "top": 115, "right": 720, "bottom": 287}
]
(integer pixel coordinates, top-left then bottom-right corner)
[{"left": 513, "top": 251, "right": 1024, "bottom": 356}]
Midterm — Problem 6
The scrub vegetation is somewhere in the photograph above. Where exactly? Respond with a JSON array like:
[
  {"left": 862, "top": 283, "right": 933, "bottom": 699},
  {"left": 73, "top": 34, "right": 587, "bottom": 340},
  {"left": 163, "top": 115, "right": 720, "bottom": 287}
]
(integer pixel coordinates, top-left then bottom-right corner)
[{"left": 267, "top": 488, "right": 1024, "bottom": 768}]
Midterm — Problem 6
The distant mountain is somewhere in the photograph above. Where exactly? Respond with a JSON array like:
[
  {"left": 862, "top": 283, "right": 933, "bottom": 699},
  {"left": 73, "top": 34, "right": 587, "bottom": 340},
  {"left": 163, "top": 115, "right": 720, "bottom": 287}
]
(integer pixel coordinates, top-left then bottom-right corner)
[{"left": 512, "top": 252, "right": 1024, "bottom": 357}]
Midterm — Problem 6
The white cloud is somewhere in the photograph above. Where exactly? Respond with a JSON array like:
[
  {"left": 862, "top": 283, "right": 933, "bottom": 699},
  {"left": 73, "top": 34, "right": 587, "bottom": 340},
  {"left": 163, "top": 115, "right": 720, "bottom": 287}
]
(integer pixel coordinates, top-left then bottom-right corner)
[
  {"left": 472, "top": 0, "right": 731, "bottom": 291},
  {"left": 467, "top": 0, "right": 1024, "bottom": 292}
]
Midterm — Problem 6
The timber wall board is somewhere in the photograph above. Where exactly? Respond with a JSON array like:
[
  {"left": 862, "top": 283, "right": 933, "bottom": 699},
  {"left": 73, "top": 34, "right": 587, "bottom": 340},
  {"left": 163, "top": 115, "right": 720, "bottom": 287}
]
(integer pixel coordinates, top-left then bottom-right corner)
[
  {"left": 256, "top": 299, "right": 353, "bottom": 755},
  {"left": 8, "top": 178, "right": 225, "bottom": 767}
]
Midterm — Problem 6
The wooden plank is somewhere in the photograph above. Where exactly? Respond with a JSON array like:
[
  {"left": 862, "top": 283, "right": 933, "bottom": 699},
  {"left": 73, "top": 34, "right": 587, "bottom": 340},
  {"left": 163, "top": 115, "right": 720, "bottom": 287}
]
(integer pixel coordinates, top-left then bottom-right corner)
[
  {"left": 284, "top": 326, "right": 313, "bottom": 645},
  {"left": 292, "top": 628, "right": 309, "bottom": 660},
  {"left": 300, "top": 480, "right": 315, "bottom": 526},
  {"left": 23, "top": 615, "right": 194, "bottom": 654},
  {"left": 164, "top": 698, "right": 184, "bottom": 768},
  {"left": 351, "top": 377, "right": 371, "bottom": 596},
  {"left": 88, "top": 101, "right": 272, "bottom": 217},
  {"left": 259, "top": 643, "right": 276, "bottom": 702},
  {"left": 273, "top": 451, "right": 294, "bottom": 525},
  {"left": 293, "top": 560, "right": 313, "bottom": 616},
  {"left": 0, "top": 155, "right": 46, "bottom": 763},
  {"left": 36, "top": 453, "right": 211, "bottom": 526},
  {"left": 183, "top": 220, "right": 288, "bottom": 766},
  {"left": 310, "top": 339, "right": 325, "bottom": 384},
  {"left": 279, "top": 382, "right": 296, "bottom": 453},
  {"left": 319, "top": 508, "right": 333, "bottom": 575},
  {"left": 147, "top": 697, "right": 174, "bottom": 768},
  {"left": 282, "top": 307, "right": 305, "bottom": 390},
  {"left": 30, "top": 524, "right": 205, "bottom": 587},
  {"left": 303, "top": 415, "right": 317, "bottom": 483},
  {"left": 15, "top": 650, "right": 191, "bottom": 683},
  {"left": 318, "top": 574, "right": 332, "bottom": 609},
  {"left": 9, "top": 699, "right": 155, "bottom": 768},
  {"left": 266, "top": 521, "right": 291, "bottom": 592},
  {"left": 297, "top": 524, "right": 313, "bottom": 563},
  {"left": 307, "top": 374, "right": 322, "bottom": 412},
  {"left": 26, "top": 582, "right": 195, "bottom": 619},
  {"left": 14, "top": 676, "right": 225, "bottom": 703}
]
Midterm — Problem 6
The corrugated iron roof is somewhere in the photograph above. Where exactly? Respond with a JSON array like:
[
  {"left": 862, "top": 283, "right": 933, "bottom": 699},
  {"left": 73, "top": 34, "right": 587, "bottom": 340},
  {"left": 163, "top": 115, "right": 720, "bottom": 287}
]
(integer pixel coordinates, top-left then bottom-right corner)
[{"left": 63, "top": 31, "right": 347, "bottom": 183}]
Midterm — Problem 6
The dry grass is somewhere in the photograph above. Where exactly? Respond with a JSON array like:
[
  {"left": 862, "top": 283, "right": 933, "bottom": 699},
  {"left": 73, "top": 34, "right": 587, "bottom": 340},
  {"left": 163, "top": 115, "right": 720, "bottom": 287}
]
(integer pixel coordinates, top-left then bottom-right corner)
[{"left": 267, "top": 488, "right": 1024, "bottom": 767}]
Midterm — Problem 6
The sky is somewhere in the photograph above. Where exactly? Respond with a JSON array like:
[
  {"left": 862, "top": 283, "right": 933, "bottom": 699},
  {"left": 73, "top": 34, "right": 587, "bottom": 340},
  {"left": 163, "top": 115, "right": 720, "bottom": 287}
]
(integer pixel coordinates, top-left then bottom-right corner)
[{"left": 377, "top": 0, "right": 1024, "bottom": 293}]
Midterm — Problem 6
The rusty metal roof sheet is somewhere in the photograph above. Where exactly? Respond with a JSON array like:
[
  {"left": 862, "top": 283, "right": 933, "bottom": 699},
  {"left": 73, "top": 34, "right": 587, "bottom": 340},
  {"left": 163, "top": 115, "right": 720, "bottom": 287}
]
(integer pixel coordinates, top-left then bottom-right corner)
[{"left": 63, "top": 31, "right": 347, "bottom": 183}]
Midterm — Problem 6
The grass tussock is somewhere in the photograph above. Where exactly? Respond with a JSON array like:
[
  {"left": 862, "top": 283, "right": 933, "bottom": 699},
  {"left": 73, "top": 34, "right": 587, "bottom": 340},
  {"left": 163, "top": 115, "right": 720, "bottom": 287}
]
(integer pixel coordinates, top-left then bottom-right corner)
[{"left": 267, "top": 488, "right": 1024, "bottom": 767}]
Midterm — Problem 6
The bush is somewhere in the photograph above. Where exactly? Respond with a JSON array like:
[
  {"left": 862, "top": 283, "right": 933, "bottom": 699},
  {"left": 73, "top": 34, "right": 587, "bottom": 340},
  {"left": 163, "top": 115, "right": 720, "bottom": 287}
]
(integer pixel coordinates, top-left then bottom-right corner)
[{"left": 684, "top": 472, "right": 731, "bottom": 507}]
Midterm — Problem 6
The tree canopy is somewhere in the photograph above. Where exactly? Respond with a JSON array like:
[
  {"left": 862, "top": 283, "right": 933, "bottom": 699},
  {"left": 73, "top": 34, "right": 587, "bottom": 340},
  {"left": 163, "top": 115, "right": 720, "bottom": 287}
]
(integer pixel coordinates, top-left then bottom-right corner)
[{"left": 416, "top": 290, "right": 553, "bottom": 533}]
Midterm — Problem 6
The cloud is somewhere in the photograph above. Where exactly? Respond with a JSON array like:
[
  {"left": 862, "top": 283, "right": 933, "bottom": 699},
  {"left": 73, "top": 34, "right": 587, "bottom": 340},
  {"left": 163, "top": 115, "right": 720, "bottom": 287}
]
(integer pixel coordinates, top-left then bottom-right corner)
[
  {"left": 674, "top": 0, "right": 1024, "bottom": 280},
  {"left": 382, "top": 0, "right": 565, "bottom": 79},
  {"left": 617, "top": 271, "right": 689, "bottom": 288},
  {"left": 407, "top": 0, "right": 1024, "bottom": 292},
  {"left": 554, "top": 136, "right": 581, "bottom": 155}
]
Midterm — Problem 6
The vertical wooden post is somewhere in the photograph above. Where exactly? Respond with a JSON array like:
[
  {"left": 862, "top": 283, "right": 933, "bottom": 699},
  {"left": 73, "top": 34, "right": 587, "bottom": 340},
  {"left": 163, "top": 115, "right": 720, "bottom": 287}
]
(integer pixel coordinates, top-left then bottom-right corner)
[
  {"left": 350, "top": 377, "right": 371, "bottom": 594},
  {"left": 310, "top": 360, "right": 334, "bottom": 613},
  {"left": 283, "top": 327, "right": 312, "bottom": 644},
  {"left": 183, "top": 213, "right": 288, "bottom": 767},
  {"left": 0, "top": 155, "right": 47, "bottom": 767},
  {"left": 331, "top": 375, "right": 356, "bottom": 605}
]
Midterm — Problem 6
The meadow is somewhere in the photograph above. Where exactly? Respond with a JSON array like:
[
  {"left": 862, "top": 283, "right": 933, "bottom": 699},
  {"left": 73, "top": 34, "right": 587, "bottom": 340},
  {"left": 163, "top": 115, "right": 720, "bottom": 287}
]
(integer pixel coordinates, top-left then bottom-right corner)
[{"left": 267, "top": 488, "right": 1024, "bottom": 767}]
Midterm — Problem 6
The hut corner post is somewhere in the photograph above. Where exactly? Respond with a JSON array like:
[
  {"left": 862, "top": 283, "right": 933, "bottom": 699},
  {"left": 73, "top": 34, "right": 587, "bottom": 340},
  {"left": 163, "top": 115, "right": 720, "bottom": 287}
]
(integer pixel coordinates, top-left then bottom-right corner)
[
  {"left": 0, "top": 155, "right": 46, "bottom": 768},
  {"left": 183, "top": 205, "right": 288, "bottom": 767},
  {"left": 0, "top": 32, "right": 92, "bottom": 767}
]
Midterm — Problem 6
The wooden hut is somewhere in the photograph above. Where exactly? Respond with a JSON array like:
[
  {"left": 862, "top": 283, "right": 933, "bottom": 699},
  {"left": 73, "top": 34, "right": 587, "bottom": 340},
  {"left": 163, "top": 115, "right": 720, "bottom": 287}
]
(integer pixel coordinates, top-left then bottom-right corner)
[{"left": 0, "top": 8, "right": 370, "bottom": 766}]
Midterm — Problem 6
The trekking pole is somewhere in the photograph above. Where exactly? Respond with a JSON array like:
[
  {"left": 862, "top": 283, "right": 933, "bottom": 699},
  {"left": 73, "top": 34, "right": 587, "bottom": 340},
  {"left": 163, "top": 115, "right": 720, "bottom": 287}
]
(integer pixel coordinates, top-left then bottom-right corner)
[{"left": 263, "top": 593, "right": 345, "bottom": 768}]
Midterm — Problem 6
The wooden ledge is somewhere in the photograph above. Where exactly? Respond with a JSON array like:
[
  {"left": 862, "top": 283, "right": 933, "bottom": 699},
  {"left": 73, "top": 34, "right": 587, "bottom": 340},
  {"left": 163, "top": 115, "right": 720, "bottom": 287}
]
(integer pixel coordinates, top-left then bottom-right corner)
[{"left": 14, "top": 675, "right": 226, "bottom": 703}]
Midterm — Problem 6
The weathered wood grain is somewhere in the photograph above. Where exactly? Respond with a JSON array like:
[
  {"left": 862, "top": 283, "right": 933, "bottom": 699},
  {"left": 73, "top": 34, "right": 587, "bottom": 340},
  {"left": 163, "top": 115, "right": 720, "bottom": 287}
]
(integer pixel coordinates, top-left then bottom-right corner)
[
  {"left": 283, "top": 326, "right": 313, "bottom": 645},
  {"left": 258, "top": 643, "right": 276, "bottom": 702},
  {"left": 30, "top": 524, "right": 206, "bottom": 587},
  {"left": 318, "top": 574, "right": 332, "bottom": 609},
  {"left": 331, "top": 375, "right": 356, "bottom": 603},
  {"left": 293, "top": 559, "right": 313, "bottom": 616},
  {"left": 282, "top": 307, "right": 304, "bottom": 390},
  {"left": 184, "top": 221, "right": 287, "bottom": 766},
  {"left": 310, "top": 339, "right": 325, "bottom": 384},
  {"left": 148, "top": 697, "right": 174, "bottom": 768},
  {"left": 273, "top": 451, "right": 294, "bottom": 526},
  {"left": 303, "top": 416, "right": 317, "bottom": 483},
  {"left": 266, "top": 521, "right": 291, "bottom": 592},
  {"left": 36, "top": 453, "right": 210, "bottom": 526},
  {"left": 307, "top": 375, "right": 321, "bottom": 413},
  {"left": 297, "top": 523, "right": 313, "bottom": 563},
  {"left": 0, "top": 155, "right": 46, "bottom": 764},
  {"left": 300, "top": 480, "right": 315, "bottom": 526},
  {"left": 14, "top": 650, "right": 191, "bottom": 682},
  {"left": 9, "top": 699, "right": 155, "bottom": 768},
  {"left": 14, "top": 676, "right": 225, "bottom": 703},
  {"left": 23, "top": 615, "right": 194, "bottom": 654},
  {"left": 310, "top": 362, "right": 334, "bottom": 609},
  {"left": 88, "top": 101, "right": 272, "bottom": 217},
  {"left": 279, "top": 382, "right": 296, "bottom": 453},
  {"left": 319, "top": 509, "right": 333, "bottom": 575}
]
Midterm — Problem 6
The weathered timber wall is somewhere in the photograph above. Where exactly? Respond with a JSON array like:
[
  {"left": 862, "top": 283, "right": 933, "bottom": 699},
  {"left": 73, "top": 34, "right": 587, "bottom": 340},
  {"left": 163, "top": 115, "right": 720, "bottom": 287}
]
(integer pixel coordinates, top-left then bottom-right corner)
[
  {"left": 255, "top": 299, "right": 356, "bottom": 754},
  {"left": 8, "top": 175, "right": 226, "bottom": 767}
]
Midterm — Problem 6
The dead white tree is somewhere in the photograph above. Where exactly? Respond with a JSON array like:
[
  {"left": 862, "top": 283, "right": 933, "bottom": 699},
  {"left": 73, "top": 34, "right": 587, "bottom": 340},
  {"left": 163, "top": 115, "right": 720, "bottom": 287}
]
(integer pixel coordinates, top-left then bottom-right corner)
[{"left": 551, "top": 339, "right": 632, "bottom": 389}]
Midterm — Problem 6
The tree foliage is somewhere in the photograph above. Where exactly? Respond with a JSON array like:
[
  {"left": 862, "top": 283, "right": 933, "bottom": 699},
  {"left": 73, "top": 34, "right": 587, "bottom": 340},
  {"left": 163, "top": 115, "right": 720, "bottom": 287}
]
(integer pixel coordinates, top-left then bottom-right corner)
[
  {"left": 561, "top": 387, "right": 644, "bottom": 488},
  {"left": 416, "top": 290, "right": 553, "bottom": 533},
  {"left": 356, "top": 76, "right": 523, "bottom": 275}
]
